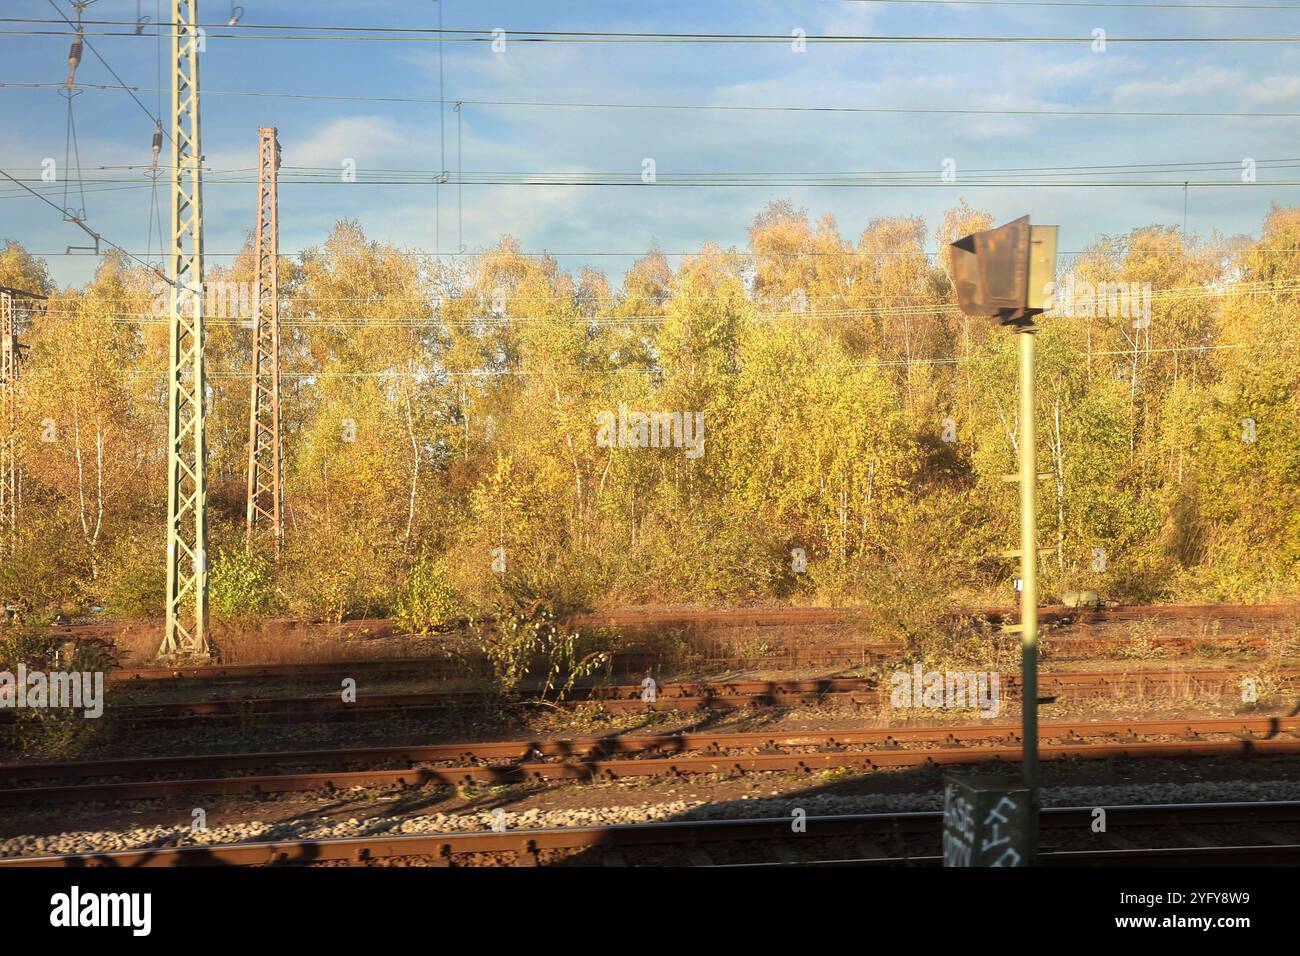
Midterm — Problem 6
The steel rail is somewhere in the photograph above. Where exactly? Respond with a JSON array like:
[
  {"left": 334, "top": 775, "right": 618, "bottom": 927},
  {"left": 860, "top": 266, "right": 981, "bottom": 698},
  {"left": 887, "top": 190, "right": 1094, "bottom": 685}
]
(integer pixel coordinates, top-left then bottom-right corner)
[
  {"left": 3, "top": 714, "right": 1296, "bottom": 783},
  {"left": 2, "top": 801, "right": 1297, "bottom": 867},
  {"left": 1, "top": 738, "right": 1295, "bottom": 802},
  {"left": 2, "top": 718, "right": 1298, "bottom": 805},
  {"left": 101, "top": 631, "right": 1287, "bottom": 686},
  {"left": 1, "top": 669, "right": 1286, "bottom": 735},
  {"left": 40, "top": 668, "right": 1297, "bottom": 724}
]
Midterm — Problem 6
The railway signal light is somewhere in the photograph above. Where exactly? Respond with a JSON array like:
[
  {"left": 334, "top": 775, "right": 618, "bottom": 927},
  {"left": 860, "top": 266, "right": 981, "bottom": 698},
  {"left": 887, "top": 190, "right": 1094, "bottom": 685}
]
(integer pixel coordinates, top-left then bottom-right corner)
[
  {"left": 950, "top": 216, "right": 1058, "bottom": 324},
  {"left": 950, "top": 214, "right": 1060, "bottom": 864}
]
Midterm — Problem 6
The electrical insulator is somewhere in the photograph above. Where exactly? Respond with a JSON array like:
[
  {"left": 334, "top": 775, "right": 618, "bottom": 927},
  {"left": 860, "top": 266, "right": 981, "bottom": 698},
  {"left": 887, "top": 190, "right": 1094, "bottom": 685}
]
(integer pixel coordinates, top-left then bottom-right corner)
[
  {"left": 151, "top": 121, "right": 163, "bottom": 173},
  {"left": 66, "top": 32, "right": 84, "bottom": 90}
]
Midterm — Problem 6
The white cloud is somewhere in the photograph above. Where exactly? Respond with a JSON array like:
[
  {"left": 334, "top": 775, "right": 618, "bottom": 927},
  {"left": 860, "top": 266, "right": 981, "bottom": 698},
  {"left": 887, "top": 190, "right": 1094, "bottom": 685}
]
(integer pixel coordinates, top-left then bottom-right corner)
[
  {"left": 1243, "top": 75, "right": 1300, "bottom": 104},
  {"left": 1111, "top": 65, "right": 1246, "bottom": 102},
  {"left": 285, "top": 115, "right": 411, "bottom": 168}
]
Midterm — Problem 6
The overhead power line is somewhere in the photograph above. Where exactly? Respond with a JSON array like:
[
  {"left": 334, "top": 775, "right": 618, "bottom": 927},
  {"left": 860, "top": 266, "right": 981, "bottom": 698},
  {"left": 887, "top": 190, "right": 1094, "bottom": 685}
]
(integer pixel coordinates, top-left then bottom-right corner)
[
  {"left": 4, "top": 153, "right": 1298, "bottom": 198},
  {"left": 7, "top": 155, "right": 1298, "bottom": 182},
  {"left": 0, "top": 165, "right": 171, "bottom": 282},
  {"left": 32, "top": 277, "right": 1300, "bottom": 331},
  {"left": 2, "top": 177, "right": 1294, "bottom": 197},
  {"left": 831, "top": 0, "right": 1300, "bottom": 8},
  {"left": 113, "top": 339, "right": 1300, "bottom": 382},
  {"left": 21, "top": 245, "right": 1300, "bottom": 260},
  {"left": 7, "top": 23, "right": 1300, "bottom": 43},
  {"left": 40, "top": 1, "right": 172, "bottom": 145},
  {"left": 11, "top": 82, "right": 1300, "bottom": 121}
]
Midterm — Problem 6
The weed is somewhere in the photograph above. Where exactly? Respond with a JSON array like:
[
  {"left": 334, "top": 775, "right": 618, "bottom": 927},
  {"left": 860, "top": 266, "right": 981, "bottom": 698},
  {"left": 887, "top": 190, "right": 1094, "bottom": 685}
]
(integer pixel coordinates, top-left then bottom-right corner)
[
  {"left": 818, "top": 766, "right": 858, "bottom": 782},
  {"left": 1117, "top": 619, "right": 1168, "bottom": 660},
  {"left": 476, "top": 600, "right": 610, "bottom": 702}
]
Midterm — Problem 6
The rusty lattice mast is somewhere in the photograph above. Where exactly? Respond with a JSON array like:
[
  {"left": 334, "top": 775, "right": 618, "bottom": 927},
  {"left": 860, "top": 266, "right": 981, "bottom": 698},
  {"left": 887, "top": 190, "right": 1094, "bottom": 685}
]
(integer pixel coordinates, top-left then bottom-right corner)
[
  {"left": 245, "top": 126, "right": 284, "bottom": 552},
  {"left": 0, "top": 287, "right": 44, "bottom": 555},
  {"left": 0, "top": 292, "right": 16, "bottom": 552}
]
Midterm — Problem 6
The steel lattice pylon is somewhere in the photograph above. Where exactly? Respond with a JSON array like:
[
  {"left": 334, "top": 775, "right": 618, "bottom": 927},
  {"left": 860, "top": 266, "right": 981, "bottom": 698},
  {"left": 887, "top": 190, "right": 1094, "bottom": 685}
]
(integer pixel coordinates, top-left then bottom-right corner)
[
  {"left": 0, "top": 287, "right": 42, "bottom": 556},
  {"left": 159, "top": 0, "right": 209, "bottom": 658},
  {"left": 246, "top": 126, "right": 283, "bottom": 552},
  {"left": 0, "top": 291, "right": 19, "bottom": 554}
]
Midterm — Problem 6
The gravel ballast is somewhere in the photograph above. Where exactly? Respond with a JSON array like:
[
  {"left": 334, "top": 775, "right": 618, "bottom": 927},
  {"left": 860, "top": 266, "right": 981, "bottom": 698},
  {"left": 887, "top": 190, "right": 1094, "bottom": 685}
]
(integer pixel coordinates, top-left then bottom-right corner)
[{"left": 5, "top": 777, "right": 1300, "bottom": 858}]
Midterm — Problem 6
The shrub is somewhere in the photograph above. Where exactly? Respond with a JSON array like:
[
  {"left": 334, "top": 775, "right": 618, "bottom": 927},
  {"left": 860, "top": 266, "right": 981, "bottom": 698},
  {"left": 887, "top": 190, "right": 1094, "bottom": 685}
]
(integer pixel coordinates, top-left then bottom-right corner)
[
  {"left": 99, "top": 533, "right": 166, "bottom": 618},
  {"left": 278, "top": 524, "right": 403, "bottom": 622},
  {"left": 0, "top": 526, "right": 85, "bottom": 618},
  {"left": 394, "top": 557, "right": 462, "bottom": 634},
  {"left": 477, "top": 600, "right": 609, "bottom": 701},
  {"left": 210, "top": 547, "right": 282, "bottom": 618}
]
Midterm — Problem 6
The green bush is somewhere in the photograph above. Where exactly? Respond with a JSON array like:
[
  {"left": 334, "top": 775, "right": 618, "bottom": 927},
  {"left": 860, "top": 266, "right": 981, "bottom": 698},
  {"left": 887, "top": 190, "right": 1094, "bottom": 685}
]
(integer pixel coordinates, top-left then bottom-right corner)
[
  {"left": 478, "top": 600, "right": 609, "bottom": 700},
  {"left": 210, "top": 547, "right": 282, "bottom": 618},
  {"left": 278, "top": 526, "right": 402, "bottom": 622},
  {"left": 99, "top": 533, "right": 166, "bottom": 618},
  {"left": 0, "top": 526, "right": 85, "bottom": 618},
  {"left": 395, "top": 558, "right": 462, "bottom": 634}
]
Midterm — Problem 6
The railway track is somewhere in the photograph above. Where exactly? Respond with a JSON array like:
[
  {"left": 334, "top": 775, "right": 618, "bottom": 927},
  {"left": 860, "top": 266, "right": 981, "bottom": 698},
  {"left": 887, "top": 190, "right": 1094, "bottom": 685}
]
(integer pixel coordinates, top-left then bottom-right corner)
[
  {"left": 104, "top": 649, "right": 890, "bottom": 686},
  {"left": 43, "top": 601, "right": 1300, "bottom": 647},
  {"left": 41, "top": 668, "right": 1297, "bottom": 728},
  {"left": 64, "top": 601, "right": 1298, "bottom": 690},
  {"left": 3, "top": 716, "right": 1297, "bottom": 805},
  {"left": 3, "top": 801, "right": 1297, "bottom": 867},
  {"left": 571, "top": 602, "right": 1300, "bottom": 629},
  {"left": 102, "top": 633, "right": 1290, "bottom": 688}
]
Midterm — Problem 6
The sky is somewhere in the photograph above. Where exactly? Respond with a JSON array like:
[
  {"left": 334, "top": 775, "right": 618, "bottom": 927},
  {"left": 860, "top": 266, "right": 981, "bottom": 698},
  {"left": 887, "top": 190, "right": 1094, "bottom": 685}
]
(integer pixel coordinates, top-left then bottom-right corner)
[{"left": 2, "top": 0, "right": 1300, "bottom": 289}]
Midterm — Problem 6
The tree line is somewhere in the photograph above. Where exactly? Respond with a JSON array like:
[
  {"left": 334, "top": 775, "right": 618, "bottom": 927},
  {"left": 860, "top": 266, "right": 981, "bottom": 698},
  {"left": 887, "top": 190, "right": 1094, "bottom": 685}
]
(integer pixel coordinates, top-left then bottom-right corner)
[{"left": 1, "top": 198, "right": 1297, "bottom": 627}]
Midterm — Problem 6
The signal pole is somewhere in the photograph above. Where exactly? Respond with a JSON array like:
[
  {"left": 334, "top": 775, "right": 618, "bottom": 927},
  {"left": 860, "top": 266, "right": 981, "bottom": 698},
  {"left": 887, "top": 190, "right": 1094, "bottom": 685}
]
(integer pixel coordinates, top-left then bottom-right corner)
[
  {"left": 949, "top": 217, "right": 1057, "bottom": 865},
  {"left": 1016, "top": 320, "right": 1040, "bottom": 864},
  {"left": 246, "top": 127, "right": 284, "bottom": 553},
  {"left": 159, "top": 0, "right": 209, "bottom": 658}
]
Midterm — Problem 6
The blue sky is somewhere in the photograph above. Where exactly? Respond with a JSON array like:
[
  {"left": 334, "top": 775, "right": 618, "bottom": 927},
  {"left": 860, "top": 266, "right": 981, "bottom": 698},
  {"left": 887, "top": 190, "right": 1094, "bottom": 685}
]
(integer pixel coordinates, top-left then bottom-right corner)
[{"left": 3, "top": 0, "right": 1300, "bottom": 289}]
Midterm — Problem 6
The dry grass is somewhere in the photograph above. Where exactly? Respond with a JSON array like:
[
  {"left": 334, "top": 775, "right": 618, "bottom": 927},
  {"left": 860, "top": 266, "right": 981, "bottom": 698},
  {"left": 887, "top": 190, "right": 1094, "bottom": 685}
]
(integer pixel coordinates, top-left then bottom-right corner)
[
  {"left": 1259, "top": 625, "right": 1300, "bottom": 663},
  {"left": 1115, "top": 619, "right": 1169, "bottom": 661},
  {"left": 110, "top": 617, "right": 466, "bottom": 666}
]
